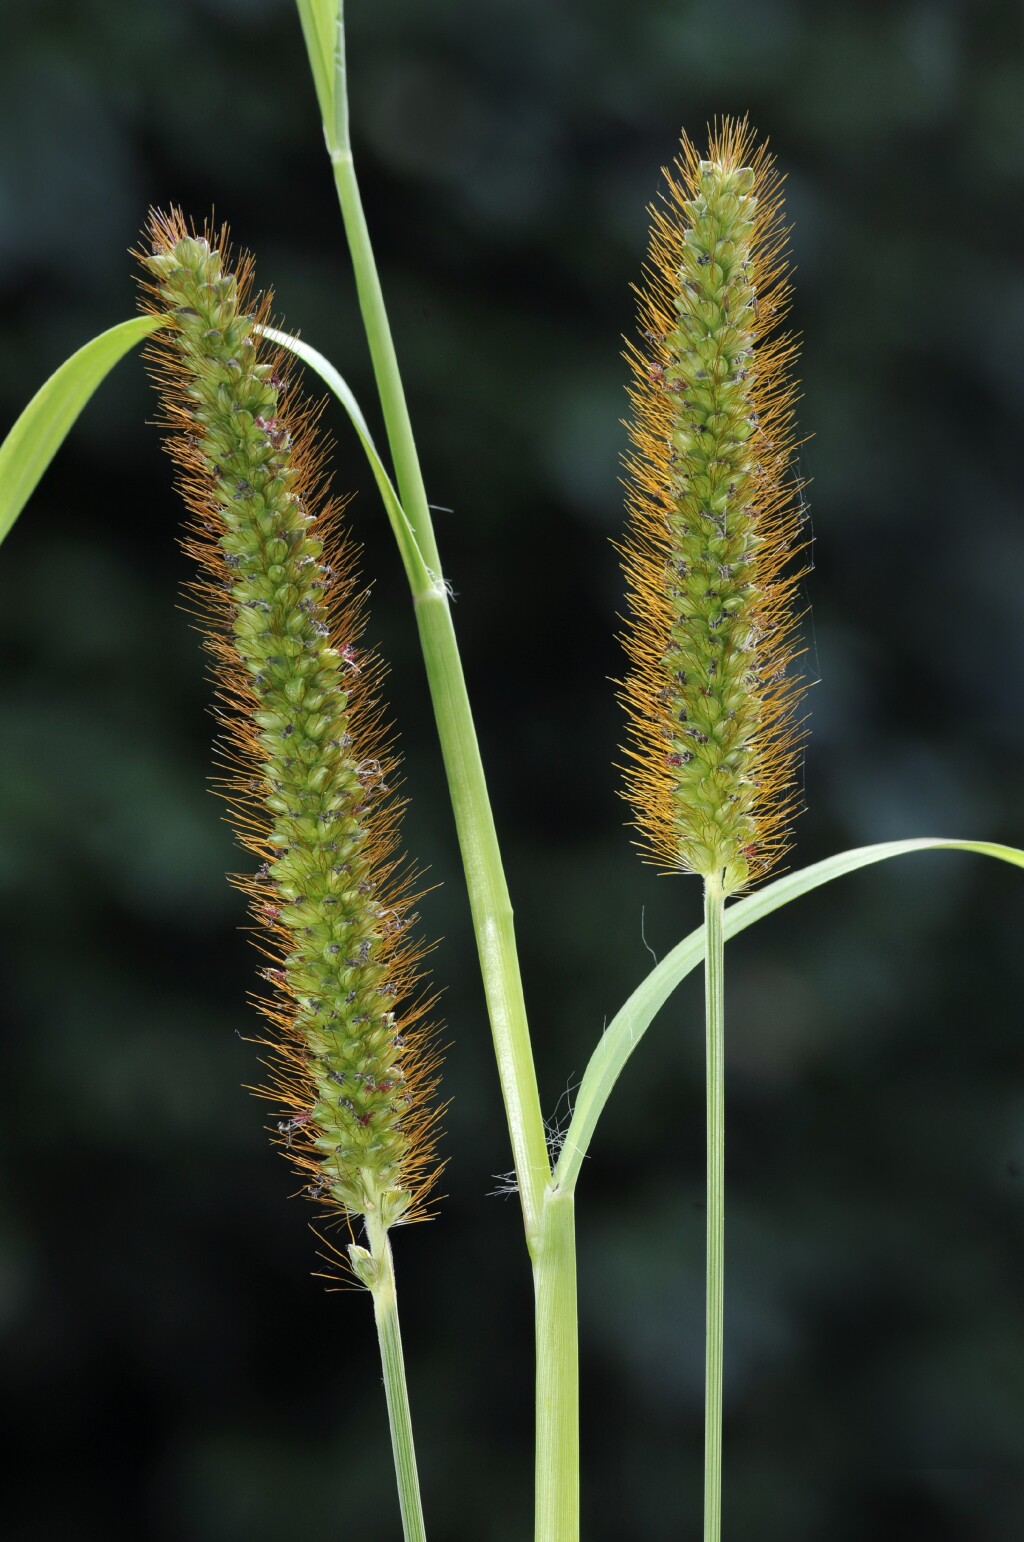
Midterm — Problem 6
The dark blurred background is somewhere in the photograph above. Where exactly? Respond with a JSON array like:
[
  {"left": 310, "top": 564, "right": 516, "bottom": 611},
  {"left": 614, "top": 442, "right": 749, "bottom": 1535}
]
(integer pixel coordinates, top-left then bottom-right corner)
[{"left": 1, "top": 0, "right": 1023, "bottom": 1537}]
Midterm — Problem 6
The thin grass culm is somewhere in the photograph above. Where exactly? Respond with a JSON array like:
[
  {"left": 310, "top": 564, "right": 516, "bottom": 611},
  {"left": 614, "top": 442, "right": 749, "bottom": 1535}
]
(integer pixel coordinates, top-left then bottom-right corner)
[
  {"left": 137, "top": 210, "right": 441, "bottom": 1542},
  {"left": 619, "top": 119, "right": 806, "bottom": 1541}
]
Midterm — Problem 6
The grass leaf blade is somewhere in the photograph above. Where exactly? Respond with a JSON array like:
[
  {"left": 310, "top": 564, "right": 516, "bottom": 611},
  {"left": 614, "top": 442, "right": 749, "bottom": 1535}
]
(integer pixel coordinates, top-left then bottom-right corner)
[
  {"left": 294, "top": 0, "right": 337, "bottom": 136},
  {"left": 260, "top": 324, "right": 431, "bottom": 589},
  {"left": 555, "top": 838, "right": 1024, "bottom": 1193},
  {"left": 0, "top": 314, "right": 164, "bottom": 550}
]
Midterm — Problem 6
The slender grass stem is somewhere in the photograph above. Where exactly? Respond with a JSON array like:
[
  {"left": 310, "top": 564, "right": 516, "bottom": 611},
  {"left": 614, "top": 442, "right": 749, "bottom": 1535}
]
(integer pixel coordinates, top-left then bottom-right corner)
[
  {"left": 414, "top": 592, "right": 552, "bottom": 1237},
  {"left": 703, "top": 874, "right": 726, "bottom": 1542},
  {"left": 533, "top": 1188, "right": 579, "bottom": 1542},
  {"left": 328, "top": 0, "right": 439, "bottom": 577},
  {"left": 301, "top": 16, "right": 575, "bottom": 1541},
  {"left": 324, "top": 0, "right": 550, "bottom": 1246},
  {"left": 368, "top": 1224, "right": 428, "bottom": 1542}
]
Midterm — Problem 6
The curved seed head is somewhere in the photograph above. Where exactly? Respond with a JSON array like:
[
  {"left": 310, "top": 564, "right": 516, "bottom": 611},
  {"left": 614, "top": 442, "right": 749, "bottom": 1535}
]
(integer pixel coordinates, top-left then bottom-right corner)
[{"left": 137, "top": 211, "right": 443, "bottom": 1259}]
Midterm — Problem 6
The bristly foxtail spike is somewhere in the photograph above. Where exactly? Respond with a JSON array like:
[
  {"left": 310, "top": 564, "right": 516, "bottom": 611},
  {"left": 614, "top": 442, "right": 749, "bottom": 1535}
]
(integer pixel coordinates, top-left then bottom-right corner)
[
  {"left": 135, "top": 210, "right": 444, "bottom": 1276},
  {"left": 618, "top": 117, "right": 809, "bottom": 896}
]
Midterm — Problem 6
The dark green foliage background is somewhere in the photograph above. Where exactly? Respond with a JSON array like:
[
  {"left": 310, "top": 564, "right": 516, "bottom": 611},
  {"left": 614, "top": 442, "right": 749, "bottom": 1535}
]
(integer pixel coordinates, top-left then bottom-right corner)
[{"left": 1, "top": 1, "right": 1022, "bottom": 1537}]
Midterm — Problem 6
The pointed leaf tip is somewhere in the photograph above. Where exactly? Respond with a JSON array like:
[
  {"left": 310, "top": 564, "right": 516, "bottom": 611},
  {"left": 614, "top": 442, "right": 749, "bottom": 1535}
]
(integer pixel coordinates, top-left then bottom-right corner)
[{"left": 0, "top": 315, "right": 165, "bottom": 549}]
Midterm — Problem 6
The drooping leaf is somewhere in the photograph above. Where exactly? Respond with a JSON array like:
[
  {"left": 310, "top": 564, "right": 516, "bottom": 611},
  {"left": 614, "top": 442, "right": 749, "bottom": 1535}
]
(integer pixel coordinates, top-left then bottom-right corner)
[
  {"left": 260, "top": 324, "right": 430, "bottom": 589},
  {"left": 0, "top": 315, "right": 165, "bottom": 550}
]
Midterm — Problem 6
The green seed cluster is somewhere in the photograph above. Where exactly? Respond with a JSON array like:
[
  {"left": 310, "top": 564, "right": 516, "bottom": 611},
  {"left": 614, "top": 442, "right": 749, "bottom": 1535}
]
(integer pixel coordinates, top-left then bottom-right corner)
[
  {"left": 621, "top": 122, "right": 804, "bottom": 893},
  {"left": 662, "top": 163, "right": 761, "bottom": 886},
  {"left": 141, "top": 213, "right": 438, "bottom": 1233}
]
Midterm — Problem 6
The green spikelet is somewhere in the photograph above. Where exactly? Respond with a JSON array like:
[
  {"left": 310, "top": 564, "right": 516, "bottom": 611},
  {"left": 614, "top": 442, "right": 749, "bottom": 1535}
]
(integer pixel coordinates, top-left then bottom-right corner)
[
  {"left": 138, "top": 210, "right": 442, "bottom": 1249},
  {"left": 620, "top": 118, "right": 807, "bottom": 895}
]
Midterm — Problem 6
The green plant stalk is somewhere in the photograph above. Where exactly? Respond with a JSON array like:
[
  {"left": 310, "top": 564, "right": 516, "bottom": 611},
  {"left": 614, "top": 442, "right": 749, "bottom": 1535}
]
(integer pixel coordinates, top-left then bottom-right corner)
[
  {"left": 324, "top": 0, "right": 550, "bottom": 1246},
  {"left": 533, "top": 1188, "right": 579, "bottom": 1542},
  {"left": 328, "top": 125, "right": 578, "bottom": 1531},
  {"left": 703, "top": 875, "right": 725, "bottom": 1542},
  {"left": 367, "top": 1220, "right": 428, "bottom": 1542},
  {"left": 413, "top": 593, "right": 554, "bottom": 1232},
  {"left": 308, "top": 8, "right": 576, "bottom": 1541}
]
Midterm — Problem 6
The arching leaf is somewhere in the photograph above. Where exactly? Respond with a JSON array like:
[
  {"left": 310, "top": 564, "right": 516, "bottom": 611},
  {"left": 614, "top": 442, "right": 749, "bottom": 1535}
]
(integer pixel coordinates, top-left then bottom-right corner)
[
  {"left": 0, "top": 315, "right": 165, "bottom": 549},
  {"left": 555, "top": 838, "right": 1024, "bottom": 1193}
]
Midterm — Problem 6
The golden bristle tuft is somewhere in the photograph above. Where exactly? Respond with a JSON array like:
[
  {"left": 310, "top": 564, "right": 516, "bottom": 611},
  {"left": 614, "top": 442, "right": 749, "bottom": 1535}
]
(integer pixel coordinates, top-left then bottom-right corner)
[
  {"left": 137, "top": 210, "right": 444, "bottom": 1257},
  {"left": 618, "top": 118, "right": 808, "bottom": 894}
]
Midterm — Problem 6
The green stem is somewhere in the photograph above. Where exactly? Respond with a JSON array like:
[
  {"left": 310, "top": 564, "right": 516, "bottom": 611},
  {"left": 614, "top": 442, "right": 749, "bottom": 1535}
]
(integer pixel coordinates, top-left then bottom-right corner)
[
  {"left": 322, "top": 0, "right": 550, "bottom": 1244},
  {"left": 533, "top": 1188, "right": 579, "bottom": 1542},
  {"left": 369, "top": 1225, "right": 428, "bottom": 1542},
  {"left": 703, "top": 875, "right": 726, "bottom": 1542},
  {"left": 305, "top": 14, "right": 576, "bottom": 1540},
  {"left": 414, "top": 592, "right": 552, "bottom": 1238},
  {"left": 328, "top": 1, "right": 438, "bottom": 574}
]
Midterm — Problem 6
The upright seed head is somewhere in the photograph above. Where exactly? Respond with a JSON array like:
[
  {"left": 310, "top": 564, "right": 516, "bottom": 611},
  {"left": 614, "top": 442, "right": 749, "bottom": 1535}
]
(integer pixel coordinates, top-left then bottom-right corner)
[
  {"left": 619, "top": 118, "right": 808, "bottom": 894},
  {"left": 137, "top": 210, "right": 442, "bottom": 1256}
]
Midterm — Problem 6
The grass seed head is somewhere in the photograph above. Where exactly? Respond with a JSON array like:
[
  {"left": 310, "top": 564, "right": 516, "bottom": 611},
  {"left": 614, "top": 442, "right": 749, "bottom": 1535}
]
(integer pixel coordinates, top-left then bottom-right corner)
[
  {"left": 619, "top": 118, "right": 808, "bottom": 894},
  {"left": 137, "top": 211, "right": 443, "bottom": 1260}
]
